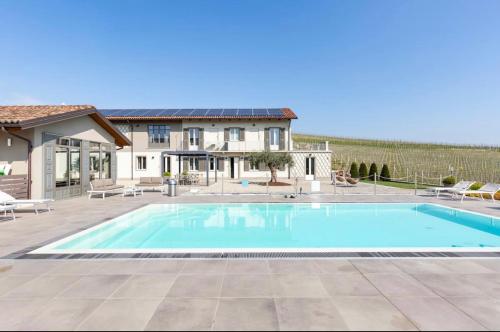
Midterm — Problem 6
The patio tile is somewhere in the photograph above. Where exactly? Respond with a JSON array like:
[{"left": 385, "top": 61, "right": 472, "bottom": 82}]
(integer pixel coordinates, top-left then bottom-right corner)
[
  {"left": 434, "top": 260, "right": 497, "bottom": 274},
  {"left": 226, "top": 260, "right": 270, "bottom": 274},
  {"left": 46, "top": 260, "right": 103, "bottom": 275},
  {"left": 180, "top": 260, "right": 227, "bottom": 274},
  {"left": 3, "top": 275, "right": 80, "bottom": 299},
  {"left": 364, "top": 273, "right": 437, "bottom": 297},
  {"left": 411, "top": 274, "right": 488, "bottom": 297},
  {"left": 320, "top": 273, "right": 380, "bottom": 296},
  {"left": 461, "top": 273, "right": 500, "bottom": 299},
  {"left": 213, "top": 298, "right": 279, "bottom": 331},
  {"left": 331, "top": 296, "right": 418, "bottom": 331},
  {"left": 76, "top": 299, "right": 162, "bottom": 331},
  {"left": 313, "top": 259, "right": 358, "bottom": 274},
  {"left": 57, "top": 275, "right": 130, "bottom": 299},
  {"left": 0, "top": 298, "right": 49, "bottom": 330},
  {"left": 390, "top": 296, "right": 486, "bottom": 331},
  {"left": 167, "top": 274, "right": 223, "bottom": 298},
  {"left": 268, "top": 260, "right": 320, "bottom": 274},
  {"left": 137, "top": 260, "right": 186, "bottom": 274},
  {"left": 221, "top": 274, "right": 274, "bottom": 298},
  {"left": 87, "top": 260, "right": 148, "bottom": 275},
  {"left": 111, "top": 274, "right": 177, "bottom": 299},
  {"left": 0, "top": 275, "right": 37, "bottom": 297},
  {"left": 272, "top": 274, "right": 329, "bottom": 298},
  {"left": 351, "top": 259, "right": 402, "bottom": 274},
  {"left": 21, "top": 298, "right": 103, "bottom": 331},
  {"left": 446, "top": 296, "right": 500, "bottom": 330},
  {"left": 0, "top": 260, "right": 58, "bottom": 276},
  {"left": 392, "top": 259, "right": 456, "bottom": 274},
  {"left": 475, "top": 259, "right": 500, "bottom": 273},
  {"left": 275, "top": 298, "right": 348, "bottom": 330},
  {"left": 145, "top": 298, "right": 218, "bottom": 331}
]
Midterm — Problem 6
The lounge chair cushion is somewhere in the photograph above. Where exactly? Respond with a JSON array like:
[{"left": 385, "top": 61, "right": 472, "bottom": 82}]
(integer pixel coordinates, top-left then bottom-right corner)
[{"left": 90, "top": 179, "right": 121, "bottom": 191}]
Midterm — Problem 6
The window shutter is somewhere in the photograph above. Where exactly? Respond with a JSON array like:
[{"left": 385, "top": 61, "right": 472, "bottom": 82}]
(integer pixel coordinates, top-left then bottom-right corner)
[
  {"left": 259, "top": 162, "right": 267, "bottom": 171},
  {"left": 217, "top": 158, "right": 225, "bottom": 171},
  {"left": 199, "top": 128, "right": 204, "bottom": 149},
  {"left": 264, "top": 128, "right": 270, "bottom": 150},
  {"left": 183, "top": 128, "right": 189, "bottom": 149},
  {"left": 183, "top": 158, "right": 189, "bottom": 172},
  {"left": 240, "top": 128, "right": 245, "bottom": 141},
  {"left": 279, "top": 128, "right": 285, "bottom": 150},
  {"left": 224, "top": 128, "right": 230, "bottom": 142},
  {"left": 81, "top": 140, "right": 90, "bottom": 193},
  {"left": 244, "top": 158, "right": 250, "bottom": 171},
  {"left": 111, "top": 145, "right": 117, "bottom": 182}
]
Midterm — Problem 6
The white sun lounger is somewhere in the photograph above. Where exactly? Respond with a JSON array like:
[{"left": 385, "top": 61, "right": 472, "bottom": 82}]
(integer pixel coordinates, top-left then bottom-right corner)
[
  {"left": 0, "top": 204, "right": 16, "bottom": 221},
  {"left": 431, "top": 181, "right": 474, "bottom": 198},
  {"left": 0, "top": 191, "right": 53, "bottom": 214},
  {"left": 458, "top": 183, "right": 500, "bottom": 203}
]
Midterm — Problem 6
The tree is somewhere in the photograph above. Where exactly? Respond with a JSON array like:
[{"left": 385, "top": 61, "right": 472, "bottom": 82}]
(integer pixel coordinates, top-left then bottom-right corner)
[
  {"left": 359, "top": 162, "right": 368, "bottom": 178},
  {"left": 380, "top": 164, "right": 391, "bottom": 181},
  {"left": 349, "top": 162, "right": 359, "bottom": 178},
  {"left": 247, "top": 151, "right": 294, "bottom": 183},
  {"left": 368, "top": 162, "right": 378, "bottom": 180}
]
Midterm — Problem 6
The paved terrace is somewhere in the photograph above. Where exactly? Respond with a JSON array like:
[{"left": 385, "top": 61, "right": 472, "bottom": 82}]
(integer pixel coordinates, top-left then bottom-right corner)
[{"left": 0, "top": 188, "right": 499, "bottom": 331}]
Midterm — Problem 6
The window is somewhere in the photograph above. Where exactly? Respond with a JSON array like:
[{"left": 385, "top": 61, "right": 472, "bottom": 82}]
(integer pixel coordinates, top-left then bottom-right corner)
[
  {"left": 269, "top": 128, "right": 280, "bottom": 146},
  {"left": 189, "top": 157, "right": 199, "bottom": 171},
  {"left": 116, "top": 124, "right": 130, "bottom": 137},
  {"left": 229, "top": 128, "right": 240, "bottom": 141},
  {"left": 70, "top": 148, "right": 81, "bottom": 185},
  {"left": 189, "top": 128, "right": 199, "bottom": 146},
  {"left": 136, "top": 156, "right": 147, "bottom": 171},
  {"left": 89, "top": 143, "right": 101, "bottom": 181},
  {"left": 148, "top": 125, "right": 170, "bottom": 145},
  {"left": 101, "top": 146, "right": 111, "bottom": 179},
  {"left": 55, "top": 148, "right": 69, "bottom": 188},
  {"left": 209, "top": 157, "right": 215, "bottom": 171}
]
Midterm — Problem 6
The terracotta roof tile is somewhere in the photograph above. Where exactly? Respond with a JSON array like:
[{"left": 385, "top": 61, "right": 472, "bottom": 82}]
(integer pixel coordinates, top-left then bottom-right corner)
[{"left": 0, "top": 105, "right": 96, "bottom": 124}]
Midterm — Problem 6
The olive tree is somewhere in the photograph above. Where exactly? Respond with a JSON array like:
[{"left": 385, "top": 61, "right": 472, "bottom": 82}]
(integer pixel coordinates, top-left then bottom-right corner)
[{"left": 247, "top": 151, "right": 294, "bottom": 183}]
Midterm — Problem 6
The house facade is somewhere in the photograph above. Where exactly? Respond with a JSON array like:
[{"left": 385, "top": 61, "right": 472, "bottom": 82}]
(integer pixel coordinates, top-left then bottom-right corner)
[
  {"left": 100, "top": 108, "right": 331, "bottom": 183},
  {"left": 0, "top": 105, "right": 130, "bottom": 200}
]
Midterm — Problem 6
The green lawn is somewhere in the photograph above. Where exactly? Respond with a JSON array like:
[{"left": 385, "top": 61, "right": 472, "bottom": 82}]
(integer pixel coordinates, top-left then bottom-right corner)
[{"left": 361, "top": 179, "right": 430, "bottom": 189}]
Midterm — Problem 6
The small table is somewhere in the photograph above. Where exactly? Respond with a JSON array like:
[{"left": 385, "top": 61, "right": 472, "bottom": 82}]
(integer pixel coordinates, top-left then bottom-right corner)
[{"left": 122, "top": 187, "right": 144, "bottom": 197}]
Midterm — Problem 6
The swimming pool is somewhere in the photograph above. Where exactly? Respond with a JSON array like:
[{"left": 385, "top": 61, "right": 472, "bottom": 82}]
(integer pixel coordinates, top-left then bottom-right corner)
[{"left": 32, "top": 203, "right": 500, "bottom": 254}]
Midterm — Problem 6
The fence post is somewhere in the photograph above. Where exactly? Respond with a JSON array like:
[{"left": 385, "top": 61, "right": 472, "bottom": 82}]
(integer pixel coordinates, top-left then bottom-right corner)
[
  {"left": 266, "top": 172, "right": 270, "bottom": 195},
  {"left": 374, "top": 172, "right": 377, "bottom": 196},
  {"left": 421, "top": 171, "right": 424, "bottom": 184},
  {"left": 439, "top": 175, "right": 443, "bottom": 187},
  {"left": 221, "top": 173, "right": 224, "bottom": 195},
  {"left": 415, "top": 173, "right": 418, "bottom": 196},
  {"left": 332, "top": 171, "right": 337, "bottom": 195}
]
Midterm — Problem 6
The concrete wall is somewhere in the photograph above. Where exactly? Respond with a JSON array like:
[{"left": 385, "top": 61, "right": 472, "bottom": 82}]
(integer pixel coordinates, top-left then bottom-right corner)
[{"left": 0, "top": 129, "right": 34, "bottom": 175}]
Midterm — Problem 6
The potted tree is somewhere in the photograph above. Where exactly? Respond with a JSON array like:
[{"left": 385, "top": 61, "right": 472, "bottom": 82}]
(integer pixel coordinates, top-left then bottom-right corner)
[{"left": 247, "top": 151, "right": 294, "bottom": 184}]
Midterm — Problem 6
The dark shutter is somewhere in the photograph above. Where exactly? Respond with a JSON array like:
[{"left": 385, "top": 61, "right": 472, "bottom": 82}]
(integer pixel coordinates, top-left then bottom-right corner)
[
  {"left": 199, "top": 128, "right": 204, "bottom": 150},
  {"left": 240, "top": 128, "right": 245, "bottom": 141},
  {"left": 43, "top": 143, "right": 55, "bottom": 199},
  {"left": 81, "top": 141, "right": 90, "bottom": 193},
  {"left": 217, "top": 158, "right": 225, "bottom": 171},
  {"left": 264, "top": 128, "right": 270, "bottom": 150},
  {"left": 183, "top": 158, "right": 189, "bottom": 172},
  {"left": 244, "top": 158, "right": 250, "bottom": 171},
  {"left": 224, "top": 128, "right": 230, "bottom": 141},
  {"left": 199, "top": 158, "right": 206, "bottom": 172},
  {"left": 183, "top": 128, "right": 189, "bottom": 149},
  {"left": 279, "top": 128, "right": 285, "bottom": 150}
]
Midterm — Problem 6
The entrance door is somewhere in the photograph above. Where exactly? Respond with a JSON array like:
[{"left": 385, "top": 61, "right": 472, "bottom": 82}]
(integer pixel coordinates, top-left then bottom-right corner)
[
  {"left": 306, "top": 157, "right": 315, "bottom": 178},
  {"left": 230, "top": 157, "right": 235, "bottom": 179}
]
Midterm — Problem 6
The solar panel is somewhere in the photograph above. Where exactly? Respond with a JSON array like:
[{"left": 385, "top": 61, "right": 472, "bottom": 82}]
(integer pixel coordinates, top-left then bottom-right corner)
[
  {"left": 252, "top": 109, "right": 269, "bottom": 116},
  {"left": 238, "top": 109, "right": 253, "bottom": 116},
  {"left": 206, "top": 109, "right": 223, "bottom": 116},
  {"left": 191, "top": 109, "right": 208, "bottom": 116},
  {"left": 157, "top": 109, "right": 178, "bottom": 116},
  {"left": 222, "top": 109, "right": 237, "bottom": 116},
  {"left": 268, "top": 109, "right": 283, "bottom": 117},
  {"left": 174, "top": 109, "right": 194, "bottom": 116}
]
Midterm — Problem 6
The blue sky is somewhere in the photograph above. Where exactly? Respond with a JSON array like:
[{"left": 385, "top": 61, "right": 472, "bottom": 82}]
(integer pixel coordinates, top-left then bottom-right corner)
[{"left": 1, "top": 0, "right": 499, "bottom": 145}]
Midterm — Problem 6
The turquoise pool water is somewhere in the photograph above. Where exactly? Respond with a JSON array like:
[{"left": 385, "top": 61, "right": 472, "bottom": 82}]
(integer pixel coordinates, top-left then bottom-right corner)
[{"left": 41, "top": 203, "right": 500, "bottom": 252}]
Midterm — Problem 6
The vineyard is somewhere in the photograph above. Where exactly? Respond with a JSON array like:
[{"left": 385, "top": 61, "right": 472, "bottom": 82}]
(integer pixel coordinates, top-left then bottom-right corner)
[{"left": 293, "top": 134, "right": 500, "bottom": 185}]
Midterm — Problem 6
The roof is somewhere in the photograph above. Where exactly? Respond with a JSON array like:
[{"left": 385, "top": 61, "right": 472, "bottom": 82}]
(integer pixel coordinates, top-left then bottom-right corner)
[
  {"left": 0, "top": 105, "right": 130, "bottom": 147},
  {"left": 100, "top": 108, "right": 298, "bottom": 120}
]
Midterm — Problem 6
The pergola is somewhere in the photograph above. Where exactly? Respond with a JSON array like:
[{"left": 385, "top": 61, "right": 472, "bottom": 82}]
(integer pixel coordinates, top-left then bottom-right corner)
[{"left": 163, "top": 150, "right": 218, "bottom": 186}]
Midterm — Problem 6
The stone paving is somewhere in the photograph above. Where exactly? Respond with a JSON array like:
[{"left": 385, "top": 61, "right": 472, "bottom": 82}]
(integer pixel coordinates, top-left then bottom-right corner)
[{"left": 0, "top": 188, "right": 499, "bottom": 330}]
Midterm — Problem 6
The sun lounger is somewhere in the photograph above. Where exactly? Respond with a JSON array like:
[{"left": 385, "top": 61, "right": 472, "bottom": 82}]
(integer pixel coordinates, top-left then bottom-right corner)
[
  {"left": 458, "top": 183, "right": 500, "bottom": 202},
  {"left": 135, "top": 177, "right": 165, "bottom": 192},
  {"left": 0, "top": 204, "right": 16, "bottom": 221},
  {"left": 432, "top": 181, "right": 474, "bottom": 198},
  {"left": 88, "top": 179, "right": 124, "bottom": 199},
  {"left": 0, "top": 191, "right": 53, "bottom": 214}
]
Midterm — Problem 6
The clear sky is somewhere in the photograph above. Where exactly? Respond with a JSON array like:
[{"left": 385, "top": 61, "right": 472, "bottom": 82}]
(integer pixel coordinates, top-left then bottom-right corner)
[{"left": 1, "top": 0, "right": 499, "bottom": 145}]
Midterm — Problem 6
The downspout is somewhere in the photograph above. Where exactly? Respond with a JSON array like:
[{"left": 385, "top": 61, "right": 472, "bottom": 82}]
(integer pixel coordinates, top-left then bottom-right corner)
[{"left": 1, "top": 127, "right": 33, "bottom": 199}]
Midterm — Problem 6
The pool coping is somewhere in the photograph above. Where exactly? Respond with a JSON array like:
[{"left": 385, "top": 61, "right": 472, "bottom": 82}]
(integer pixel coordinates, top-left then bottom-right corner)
[{"left": 4, "top": 202, "right": 500, "bottom": 260}]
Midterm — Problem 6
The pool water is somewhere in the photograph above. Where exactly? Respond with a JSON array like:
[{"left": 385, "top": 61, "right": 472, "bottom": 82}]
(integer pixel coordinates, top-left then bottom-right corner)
[{"left": 36, "top": 203, "right": 500, "bottom": 253}]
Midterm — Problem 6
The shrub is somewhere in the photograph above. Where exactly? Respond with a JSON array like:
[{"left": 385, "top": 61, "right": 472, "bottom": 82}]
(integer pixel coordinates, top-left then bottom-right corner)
[
  {"left": 380, "top": 164, "right": 391, "bottom": 181},
  {"left": 359, "top": 162, "right": 368, "bottom": 178},
  {"left": 368, "top": 163, "right": 378, "bottom": 180},
  {"left": 442, "top": 176, "right": 457, "bottom": 187},
  {"left": 350, "top": 162, "right": 359, "bottom": 178},
  {"left": 469, "top": 182, "right": 483, "bottom": 190},
  {"left": 163, "top": 171, "right": 172, "bottom": 177}
]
